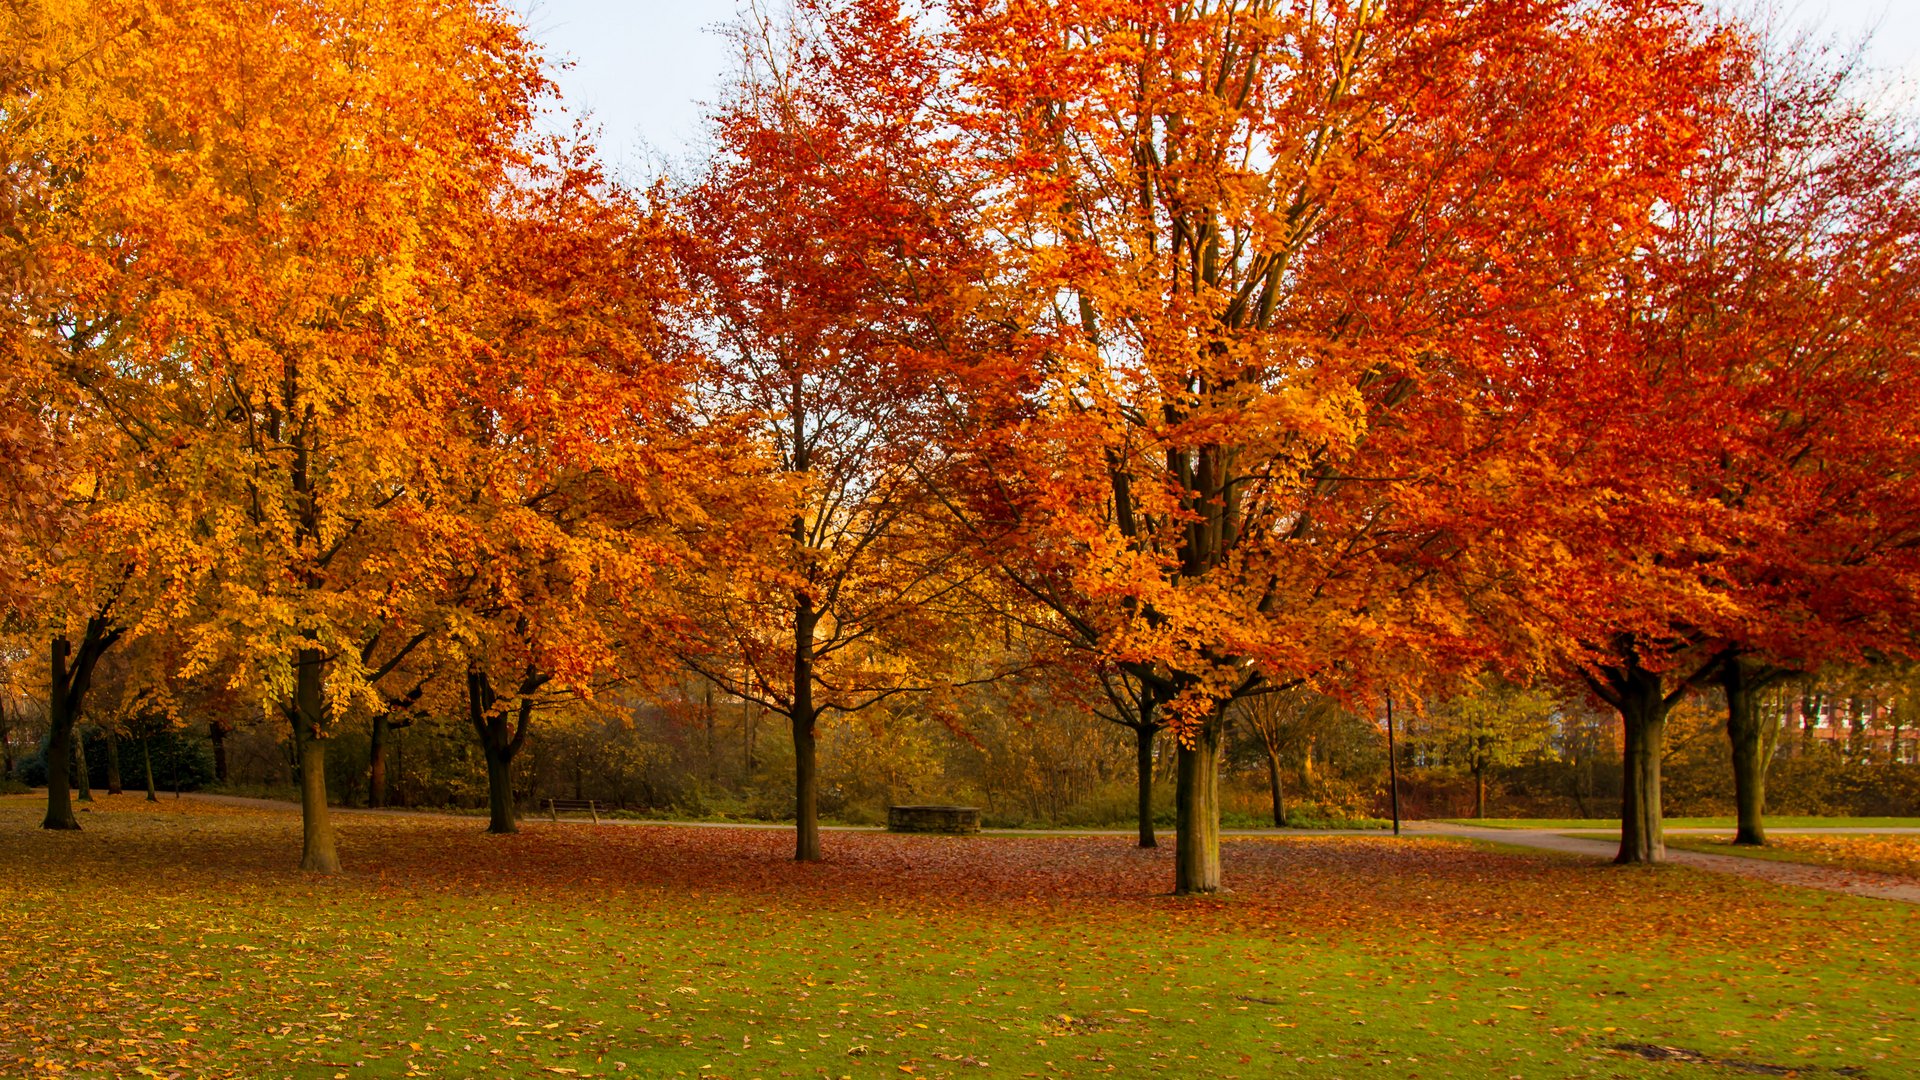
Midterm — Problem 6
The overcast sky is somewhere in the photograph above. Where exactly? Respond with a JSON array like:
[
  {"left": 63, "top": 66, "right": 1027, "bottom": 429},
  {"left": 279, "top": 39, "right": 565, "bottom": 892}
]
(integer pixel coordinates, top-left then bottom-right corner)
[{"left": 519, "top": 0, "right": 1920, "bottom": 181}]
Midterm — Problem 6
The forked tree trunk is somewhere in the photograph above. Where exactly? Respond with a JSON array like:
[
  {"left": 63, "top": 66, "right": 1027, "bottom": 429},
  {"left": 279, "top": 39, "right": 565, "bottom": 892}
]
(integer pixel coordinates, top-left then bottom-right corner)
[
  {"left": 1173, "top": 714, "right": 1223, "bottom": 895},
  {"left": 1616, "top": 670, "right": 1671, "bottom": 865},
  {"left": 292, "top": 646, "right": 340, "bottom": 873},
  {"left": 1135, "top": 722, "right": 1158, "bottom": 847},
  {"left": 1721, "top": 657, "right": 1770, "bottom": 846},
  {"left": 469, "top": 666, "right": 542, "bottom": 835},
  {"left": 105, "top": 732, "right": 122, "bottom": 795}
]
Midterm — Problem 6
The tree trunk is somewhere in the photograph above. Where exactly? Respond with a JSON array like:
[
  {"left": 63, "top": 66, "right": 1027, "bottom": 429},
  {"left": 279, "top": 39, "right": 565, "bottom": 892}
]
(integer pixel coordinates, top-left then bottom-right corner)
[
  {"left": 469, "top": 667, "right": 539, "bottom": 835},
  {"left": 1135, "top": 722, "right": 1158, "bottom": 847},
  {"left": 1264, "top": 744, "right": 1287, "bottom": 828},
  {"left": 704, "top": 683, "right": 716, "bottom": 784},
  {"left": 793, "top": 709, "right": 820, "bottom": 862},
  {"left": 1616, "top": 670, "right": 1671, "bottom": 865},
  {"left": 484, "top": 744, "right": 516, "bottom": 834},
  {"left": 105, "top": 732, "right": 122, "bottom": 795},
  {"left": 43, "top": 638, "right": 79, "bottom": 830},
  {"left": 143, "top": 737, "right": 158, "bottom": 801},
  {"left": 210, "top": 721, "right": 229, "bottom": 783},
  {"left": 79, "top": 730, "right": 101, "bottom": 795},
  {"left": 368, "top": 711, "right": 389, "bottom": 809},
  {"left": 1173, "top": 714, "right": 1222, "bottom": 895},
  {"left": 1472, "top": 761, "right": 1486, "bottom": 819},
  {"left": 292, "top": 646, "right": 340, "bottom": 873},
  {"left": 1722, "top": 658, "right": 1769, "bottom": 846},
  {"left": 791, "top": 593, "right": 822, "bottom": 863},
  {"left": 743, "top": 694, "right": 757, "bottom": 777}
]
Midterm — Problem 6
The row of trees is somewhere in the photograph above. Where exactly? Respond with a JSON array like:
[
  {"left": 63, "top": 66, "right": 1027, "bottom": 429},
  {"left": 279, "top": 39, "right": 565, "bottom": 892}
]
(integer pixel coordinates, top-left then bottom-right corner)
[{"left": 5, "top": 0, "right": 1918, "bottom": 892}]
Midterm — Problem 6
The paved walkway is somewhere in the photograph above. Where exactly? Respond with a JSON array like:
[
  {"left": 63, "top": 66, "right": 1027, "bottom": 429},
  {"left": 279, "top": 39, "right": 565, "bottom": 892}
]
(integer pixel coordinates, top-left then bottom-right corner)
[{"left": 1409, "top": 820, "right": 1920, "bottom": 904}]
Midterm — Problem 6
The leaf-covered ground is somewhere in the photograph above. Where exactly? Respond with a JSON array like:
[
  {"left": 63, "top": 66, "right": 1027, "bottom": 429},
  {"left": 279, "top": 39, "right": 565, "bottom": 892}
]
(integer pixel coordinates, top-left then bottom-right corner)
[
  {"left": 1, "top": 795, "right": 1914, "bottom": 1080},
  {"left": 1667, "top": 833, "right": 1920, "bottom": 879}
]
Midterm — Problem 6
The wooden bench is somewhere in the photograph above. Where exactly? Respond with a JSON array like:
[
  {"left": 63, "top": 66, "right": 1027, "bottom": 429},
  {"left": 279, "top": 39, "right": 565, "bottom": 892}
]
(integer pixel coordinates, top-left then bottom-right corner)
[
  {"left": 887, "top": 805, "right": 981, "bottom": 834},
  {"left": 546, "top": 798, "right": 602, "bottom": 823}
]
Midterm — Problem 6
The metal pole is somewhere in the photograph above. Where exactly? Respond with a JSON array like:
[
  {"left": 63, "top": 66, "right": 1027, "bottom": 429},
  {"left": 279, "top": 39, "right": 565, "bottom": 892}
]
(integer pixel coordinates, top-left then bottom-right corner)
[{"left": 1386, "top": 689, "right": 1401, "bottom": 836}]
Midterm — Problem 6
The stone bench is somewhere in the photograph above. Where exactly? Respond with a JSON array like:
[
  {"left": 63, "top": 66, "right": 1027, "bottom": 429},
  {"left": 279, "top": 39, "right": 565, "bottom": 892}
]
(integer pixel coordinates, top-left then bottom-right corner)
[{"left": 887, "top": 805, "right": 981, "bottom": 834}]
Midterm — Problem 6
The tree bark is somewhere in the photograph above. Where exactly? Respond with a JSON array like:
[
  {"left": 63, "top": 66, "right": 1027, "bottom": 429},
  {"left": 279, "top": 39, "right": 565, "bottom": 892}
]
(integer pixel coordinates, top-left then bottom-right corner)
[
  {"left": 369, "top": 711, "right": 390, "bottom": 809},
  {"left": 484, "top": 745, "right": 515, "bottom": 833},
  {"left": 74, "top": 726, "right": 92, "bottom": 802},
  {"left": 793, "top": 709, "right": 820, "bottom": 862},
  {"left": 42, "top": 622, "right": 120, "bottom": 826},
  {"left": 1173, "top": 713, "right": 1222, "bottom": 895},
  {"left": 209, "top": 720, "right": 229, "bottom": 783},
  {"left": 43, "top": 640, "right": 79, "bottom": 830},
  {"left": 1264, "top": 744, "right": 1287, "bottom": 828},
  {"left": 292, "top": 646, "right": 340, "bottom": 873},
  {"left": 1472, "top": 760, "right": 1486, "bottom": 819},
  {"left": 1721, "top": 657, "right": 1771, "bottom": 846},
  {"left": 105, "top": 732, "right": 122, "bottom": 795},
  {"left": 790, "top": 591, "right": 822, "bottom": 862},
  {"left": 469, "top": 666, "right": 541, "bottom": 835},
  {"left": 1135, "top": 722, "right": 1159, "bottom": 847},
  {"left": 142, "top": 737, "right": 157, "bottom": 801},
  {"left": 1615, "top": 668, "right": 1671, "bottom": 865}
]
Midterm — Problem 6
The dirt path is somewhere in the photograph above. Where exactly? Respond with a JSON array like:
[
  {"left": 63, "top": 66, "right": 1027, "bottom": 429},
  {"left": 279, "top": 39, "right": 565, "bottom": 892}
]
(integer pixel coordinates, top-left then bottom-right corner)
[{"left": 1410, "top": 820, "right": 1920, "bottom": 904}]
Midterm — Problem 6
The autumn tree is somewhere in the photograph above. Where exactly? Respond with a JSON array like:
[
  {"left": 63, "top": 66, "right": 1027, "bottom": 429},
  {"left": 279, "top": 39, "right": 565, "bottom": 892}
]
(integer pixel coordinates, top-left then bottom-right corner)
[
  {"left": 38, "top": 0, "right": 554, "bottom": 870},
  {"left": 428, "top": 139, "right": 712, "bottom": 835},
  {"left": 938, "top": 0, "right": 1726, "bottom": 892},
  {"left": 1526, "top": 30, "right": 1920, "bottom": 860},
  {"left": 677, "top": 0, "right": 993, "bottom": 862}
]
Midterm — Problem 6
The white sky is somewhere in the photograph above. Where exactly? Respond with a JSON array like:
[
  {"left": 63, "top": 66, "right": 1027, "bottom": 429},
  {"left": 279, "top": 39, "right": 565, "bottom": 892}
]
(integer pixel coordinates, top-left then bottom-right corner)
[{"left": 519, "top": 0, "right": 1920, "bottom": 180}]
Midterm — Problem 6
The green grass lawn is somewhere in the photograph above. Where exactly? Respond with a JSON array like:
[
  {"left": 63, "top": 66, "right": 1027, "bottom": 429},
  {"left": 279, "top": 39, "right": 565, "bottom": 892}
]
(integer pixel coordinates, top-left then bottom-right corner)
[
  {"left": 2, "top": 795, "right": 1915, "bottom": 1079},
  {"left": 1438, "top": 815, "right": 1920, "bottom": 831}
]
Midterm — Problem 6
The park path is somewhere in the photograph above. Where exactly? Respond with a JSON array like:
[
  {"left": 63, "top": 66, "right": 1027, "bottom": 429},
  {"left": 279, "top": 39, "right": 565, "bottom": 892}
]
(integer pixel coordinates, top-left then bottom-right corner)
[
  {"left": 1409, "top": 820, "right": 1920, "bottom": 904},
  {"left": 160, "top": 793, "right": 1920, "bottom": 903}
]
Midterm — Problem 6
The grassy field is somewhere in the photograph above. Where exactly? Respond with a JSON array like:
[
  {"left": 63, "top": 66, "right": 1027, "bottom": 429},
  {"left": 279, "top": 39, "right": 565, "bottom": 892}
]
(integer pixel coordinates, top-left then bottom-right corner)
[
  {"left": 1, "top": 795, "right": 1915, "bottom": 1079},
  {"left": 1438, "top": 815, "right": 1920, "bottom": 831},
  {"left": 1665, "top": 834, "right": 1920, "bottom": 878}
]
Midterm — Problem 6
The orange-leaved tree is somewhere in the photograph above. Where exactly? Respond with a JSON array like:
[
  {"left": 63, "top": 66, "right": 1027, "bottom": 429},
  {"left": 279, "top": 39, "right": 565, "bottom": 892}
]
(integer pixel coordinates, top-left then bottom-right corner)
[
  {"left": 1526, "top": 32, "right": 1920, "bottom": 860},
  {"left": 939, "top": 0, "right": 1726, "bottom": 892},
  {"left": 436, "top": 143, "right": 714, "bottom": 834},
  {"left": 54, "top": 0, "right": 551, "bottom": 870},
  {"left": 676, "top": 0, "right": 996, "bottom": 862}
]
